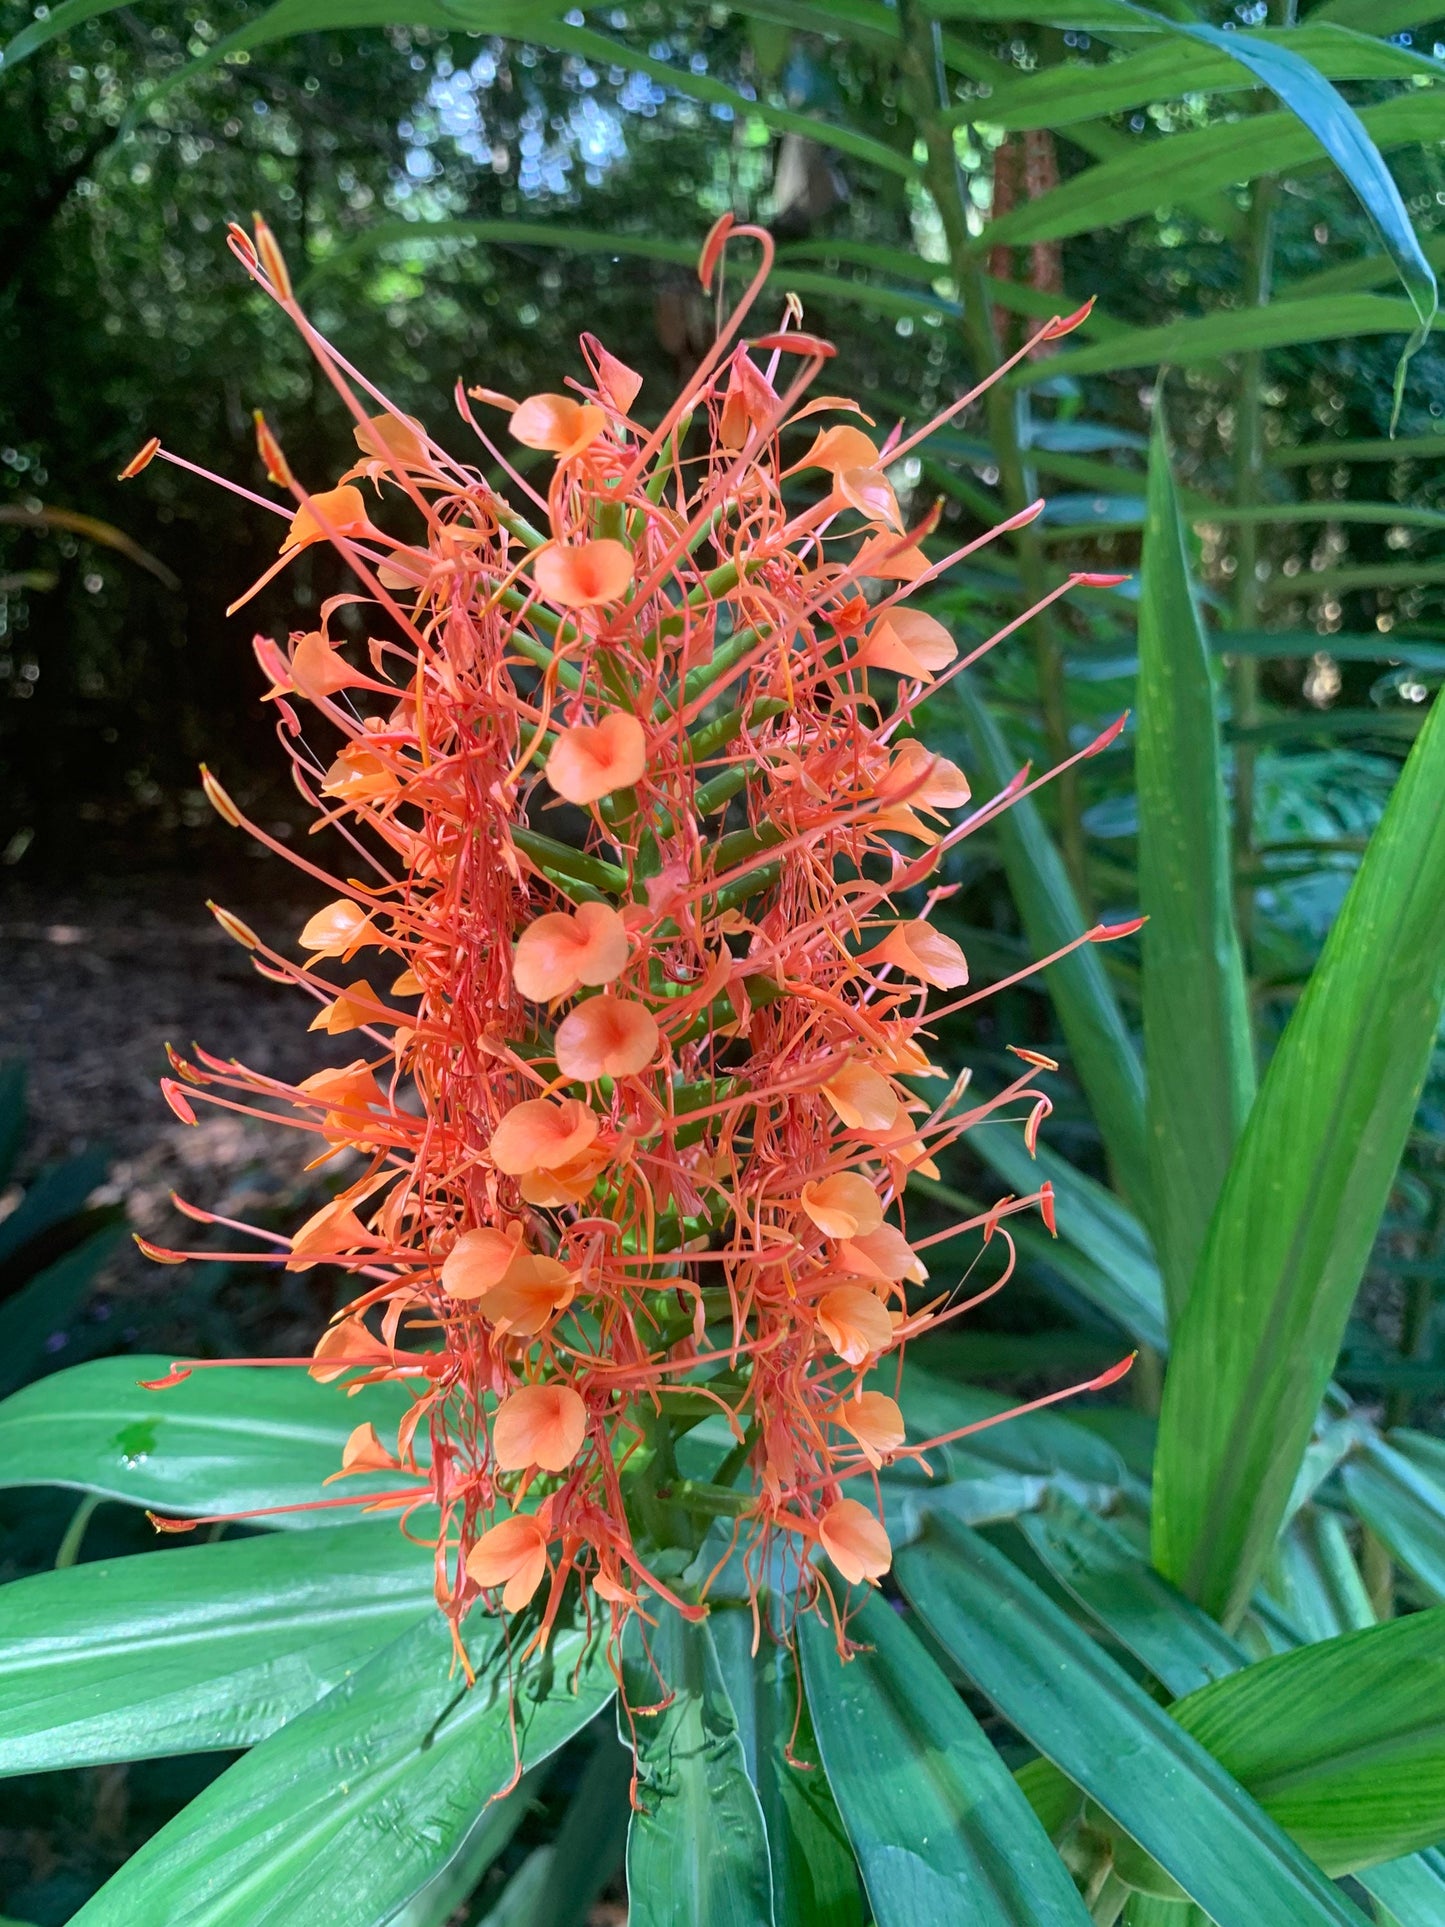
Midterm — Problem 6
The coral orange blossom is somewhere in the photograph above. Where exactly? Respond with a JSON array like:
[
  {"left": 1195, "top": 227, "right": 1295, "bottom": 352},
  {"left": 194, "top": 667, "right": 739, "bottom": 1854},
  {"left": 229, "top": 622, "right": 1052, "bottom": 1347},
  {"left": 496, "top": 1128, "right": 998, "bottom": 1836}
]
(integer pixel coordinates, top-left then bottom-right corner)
[{"left": 124, "top": 214, "right": 1136, "bottom": 1689}]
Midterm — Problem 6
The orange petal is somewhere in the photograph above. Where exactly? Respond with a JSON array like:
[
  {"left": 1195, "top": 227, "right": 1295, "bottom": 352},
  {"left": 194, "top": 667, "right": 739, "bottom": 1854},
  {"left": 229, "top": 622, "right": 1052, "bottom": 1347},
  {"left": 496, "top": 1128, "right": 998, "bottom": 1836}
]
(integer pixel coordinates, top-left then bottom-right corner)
[
  {"left": 298, "top": 898, "right": 380, "bottom": 960},
  {"left": 833, "top": 1391, "right": 906, "bottom": 1467},
  {"left": 353, "top": 412, "right": 427, "bottom": 466},
  {"left": 816, "top": 1286, "right": 893, "bottom": 1365},
  {"left": 879, "top": 736, "right": 970, "bottom": 811},
  {"left": 857, "top": 609, "right": 958, "bottom": 679},
  {"left": 518, "top": 1144, "right": 611, "bottom": 1207},
  {"left": 819, "top": 1497, "right": 892, "bottom": 1585},
  {"left": 466, "top": 1513, "right": 550, "bottom": 1611},
  {"left": 492, "top": 1383, "right": 587, "bottom": 1472},
  {"left": 545, "top": 711, "right": 647, "bottom": 806},
  {"left": 863, "top": 919, "right": 969, "bottom": 991},
  {"left": 282, "top": 483, "right": 373, "bottom": 553},
  {"left": 836, "top": 466, "right": 901, "bottom": 530},
  {"left": 490, "top": 1097, "right": 599, "bottom": 1177},
  {"left": 441, "top": 1224, "right": 527, "bottom": 1300},
  {"left": 337, "top": 1420, "right": 398, "bottom": 1475},
  {"left": 854, "top": 532, "right": 929, "bottom": 583},
  {"left": 800, "top": 1173, "right": 884, "bottom": 1241},
  {"left": 510, "top": 393, "right": 605, "bottom": 457},
  {"left": 822, "top": 1061, "right": 900, "bottom": 1134},
  {"left": 800, "top": 424, "right": 880, "bottom": 473},
  {"left": 513, "top": 901, "right": 628, "bottom": 1001},
  {"left": 554, "top": 995, "right": 659, "bottom": 1081},
  {"left": 481, "top": 1255, "right": 575, "bottom": 1337},
  {"left": 837, "top": 1223, "right": 928, "bottom": 1284},
  {"left": 533, "top": 539, "right": 633, "bottom": 610},
  {"left": 308, "top": 1314, "right": 389, "bottom": 1381}
]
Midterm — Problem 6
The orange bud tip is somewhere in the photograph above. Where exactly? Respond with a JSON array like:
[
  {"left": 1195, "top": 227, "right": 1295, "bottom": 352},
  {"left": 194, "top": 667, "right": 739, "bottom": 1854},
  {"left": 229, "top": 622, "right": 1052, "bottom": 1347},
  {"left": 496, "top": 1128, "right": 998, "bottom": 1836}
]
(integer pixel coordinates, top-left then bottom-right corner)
[
  {"left": 1002, "top": 499, "right": 1046, "bottom": 532},
  {"left": 134, "top": 1232, "right": 188, "bottom": 1263},
  {"left": 139, "top": 1366, "right": 194, "bottom": 1391},
  {"left": 1092, "top": 915, "right": 1146, "bottom": 942},
  {"left": 751, "top": 330, "right": 837, "bottom": 358},
  {"left": 160, "top": 1079, "right": 199, "bottom": 1125},
  {"left": 119, "top": 436, "right": 161, "bottom": 480},
  {"left": 699, "top": 212, "right": 735, "bottom": 290},
  {"left": 253, "top": 411, "right": 292, "bottom": 487},
  {"left": 252, "top": 215, "right": 294, "bottom": 300},
  {"left": 146, "top": 1510, "right": 200, "bottom": 1533},
  {"left": 199, "top": 764, "right": 243, "bottom": 827},
  {"left": 466, "top": 384, "right": 521, "bottom": 411},
  {"left": 1008, "top": 1046, "right": 1059, "bottom": 1072},
  {"left": 1083, "top": 712, "right": 1129, "bottom": 758},
  {"left": 208, "top": 902, "right": 260, "bottom": 949},
  {"left": 1073, "top": 571, "right": 1131, "bottom": 588},
  {"left": 1041, "top": 297, "right": 1095, "bottom": 341},
  {"left": 227, "top": 222, "right": 258, "bottom": 266},
  {"left": 1087, "top": 1352, "right": 1137, "bottom": 1392},
  {"left": 1039, "top": 1180, "right": 1057, "bottom": 1237}
]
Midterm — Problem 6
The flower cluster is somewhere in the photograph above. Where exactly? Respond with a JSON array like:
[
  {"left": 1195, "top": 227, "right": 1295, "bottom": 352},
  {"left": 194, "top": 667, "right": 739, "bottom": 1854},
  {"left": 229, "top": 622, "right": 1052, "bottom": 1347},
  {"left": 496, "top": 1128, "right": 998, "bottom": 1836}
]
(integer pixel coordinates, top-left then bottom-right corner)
[{"left": 130, "top": 216, "right": 1132, "bottom": 1668}]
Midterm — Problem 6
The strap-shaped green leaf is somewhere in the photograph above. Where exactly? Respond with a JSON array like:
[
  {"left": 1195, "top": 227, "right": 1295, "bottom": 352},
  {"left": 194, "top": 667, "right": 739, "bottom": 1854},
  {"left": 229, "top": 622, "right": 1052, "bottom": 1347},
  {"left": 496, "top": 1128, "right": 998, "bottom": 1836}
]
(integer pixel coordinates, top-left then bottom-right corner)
[
  {"left": 1136, "top": 411, "right": 1254, "bottom": 1328},
  {"left": 1018, "top": 294, "right": 1421, "bottom": 383},
  {"left": 0, "top": 1523, "right": 433, "bottom": 1775},
  {"left": 896, "top": 1518, "right": 1371, "bottom": 1926},
  {"left": 712, "top": 1607, "right": 863, "bottom": 1927},
  {"left": 940, "top": 680, "right": 1150, "bottom": 1207},
  {"left": 975, "top": 24, "right": 1445, "bottom": 130},
  {"left": 1153, "top": 681, "right": 1445, "bottom": 1626},
  {"left": 68, "top": 1609, "right": 613, "bottom": 1927},
  {"left": 967, "top": 1124, "right": 1167, "bottom": 1352},
  {"left": 1343, "top": 1436, "right": 1445, "bottom": 1601},
  {"left": 799, "top": 1596, "right": 1092, "bottom": 1925},
  {"left": 0, "top": 1355, "right": 416, "bottom": 1526},
  {"left": 1356, "top": 1847, "right": 1445, "bottom": 1927},
  {"left": 624, "top": 1611, "right": 774, "bottom": 1927},
  {"left": 1019, "top": 1502, "right": 1247, "bottom": 1698},
  {"left": 1170, "top": 1609, "right": 1445, "bottom": 1876},
  {"left": 0, "top": 1225, "right": 126, "bottom": 1399}
]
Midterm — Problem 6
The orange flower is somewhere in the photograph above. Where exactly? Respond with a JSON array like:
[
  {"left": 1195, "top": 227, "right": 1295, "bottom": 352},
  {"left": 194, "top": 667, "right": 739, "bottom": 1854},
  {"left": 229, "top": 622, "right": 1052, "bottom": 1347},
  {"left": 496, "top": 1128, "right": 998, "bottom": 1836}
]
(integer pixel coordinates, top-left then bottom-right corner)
[
  {"left": 282, "top": 484, "right": 374, "bottom": 553},
  {"left": 819, "top": 1498, "right": 892, "bottom": 1586},
  {"left": 513, "top": 902, "right": 628, "bottom": 1001},
  {"left": 493, "top": 1383, "right": 587, "bottom": 1472},
  {"left": 832, "top": 1392, "right": 906, "bottom": 1468},
  {"left": 862, "top": 919, "right": 969, "bottom": 991},
  {"left": 800, "top": 1173, "right": 884, "bottom": 1241},
  {"left": 857, "top": 609, "right": 958, "bottom": 679},
  {"left": 298, "top": 898, "right": 380, "bottom": 960},
  {"left": 441, "top": 1224, "right": 528, "bottom": 1300},
  {"left": 490, "top": 1097, "right": 599, "bottom": 1177},
  {"left": 837, "top": 1222, "right": 928, "bottom": 1285},
  {"left": 554, "top": 995, "right": 659, "bottom": 1080},
  {"left": 466, "top": 1514, "right": 550, "bottom": 1611},
  {"left": 545, "top": 711, "right": 647, "bottom": 804},
  {"left": 822, "top": 1061, "right": 901, "bottom": 1134},
  {"left": 533, "top": 539, "right": 633, "bottom": 609},
  {"left": 816, "top": 1286, "right": 893, "bottom": 1365},
  {"left": 511, "top": 393, "right": 606, "bottom": 458}
]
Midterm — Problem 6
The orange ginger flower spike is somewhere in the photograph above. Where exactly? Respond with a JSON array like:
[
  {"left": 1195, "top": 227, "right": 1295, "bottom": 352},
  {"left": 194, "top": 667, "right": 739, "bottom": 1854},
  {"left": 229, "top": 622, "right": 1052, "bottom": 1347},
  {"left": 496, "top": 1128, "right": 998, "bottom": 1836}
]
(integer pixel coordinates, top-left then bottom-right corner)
[{"left": 140, "top": 220, "right": 1130, "bottom": 1683}]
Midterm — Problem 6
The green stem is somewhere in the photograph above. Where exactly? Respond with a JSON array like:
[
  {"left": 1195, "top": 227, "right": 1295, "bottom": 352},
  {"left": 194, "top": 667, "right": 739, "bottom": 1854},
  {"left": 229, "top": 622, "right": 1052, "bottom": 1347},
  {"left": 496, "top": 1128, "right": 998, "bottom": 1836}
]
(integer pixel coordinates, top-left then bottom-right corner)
[
  {"left": 55, "top": 1492, "right": 102, "bottom": 1569},
  {"left": 901, "top": 6, "right": 1090, "bottom": 911}
]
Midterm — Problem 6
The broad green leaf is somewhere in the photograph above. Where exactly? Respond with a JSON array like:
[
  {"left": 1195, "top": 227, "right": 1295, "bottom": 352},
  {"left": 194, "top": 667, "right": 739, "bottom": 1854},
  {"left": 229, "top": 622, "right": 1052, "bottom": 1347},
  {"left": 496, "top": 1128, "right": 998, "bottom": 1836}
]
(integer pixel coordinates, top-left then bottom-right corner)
[
  {"left": 799, "top": 1596, "right": 1092, "bottom": 1925},
  {"left": 0, "top": 1354, "right": 415, "bottom": 1526},
  {"left": 1343, "top": 1437, "right": 1445, "bottom": 1601},
  {"left": 713, "top": 1608, "right": 863, "bottom": 1927},
  {"left": 624, "top": 1611, "right": 773, "bottom": 1927},
  {"left": 1153, "top": 682, "right": 1445, "bottom": 1626},
  {"left": 938, "top": 678, "right": 1149, "bottom": 1207},
  {"left": 1120, "top": 1902, "right": 1209, "bottom": 1927},
  {"left": 1019, "top": 1501, "right": 1247, "bottom": 1697},
  {"left": 70, "top": 1608, "right": 612, "bottom": 1927},
  {"left": 986, "top": 94, "right": 1445, "bottom": 250},
  {"left": 0, "top": 1226, "right": 125, "bottom": 1398},
  {"left": 974, "top": 24, "right": 1445, "bottom": 129},
  {"left": 897, "top": 1518, "right": 1371, "bottom": 1926},
  {"left": 1136, "top": 412, "right": 1254, "bottom": 1327},
  {"left": 898, "top": 1363, "right": 1127, "bottom": 1492},
  {"left": 966, "top": 1126, "right": 1167, "bottom": 1352},
  {"left": 1173, "top": 1610, "right": 1445, "bottom": 1875},
  {"left": 492, "top": 1728, "right": 630, "bottom": 1927},
  {"left": 0, "top": 1522, "right": 433, "bottom": 1775},
  {"left": 1017, "top": 295, "right": 1421, "bottom": 384},
  {"left": 388, "top": 1798, "right": 539, "bottom": 1927}
]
